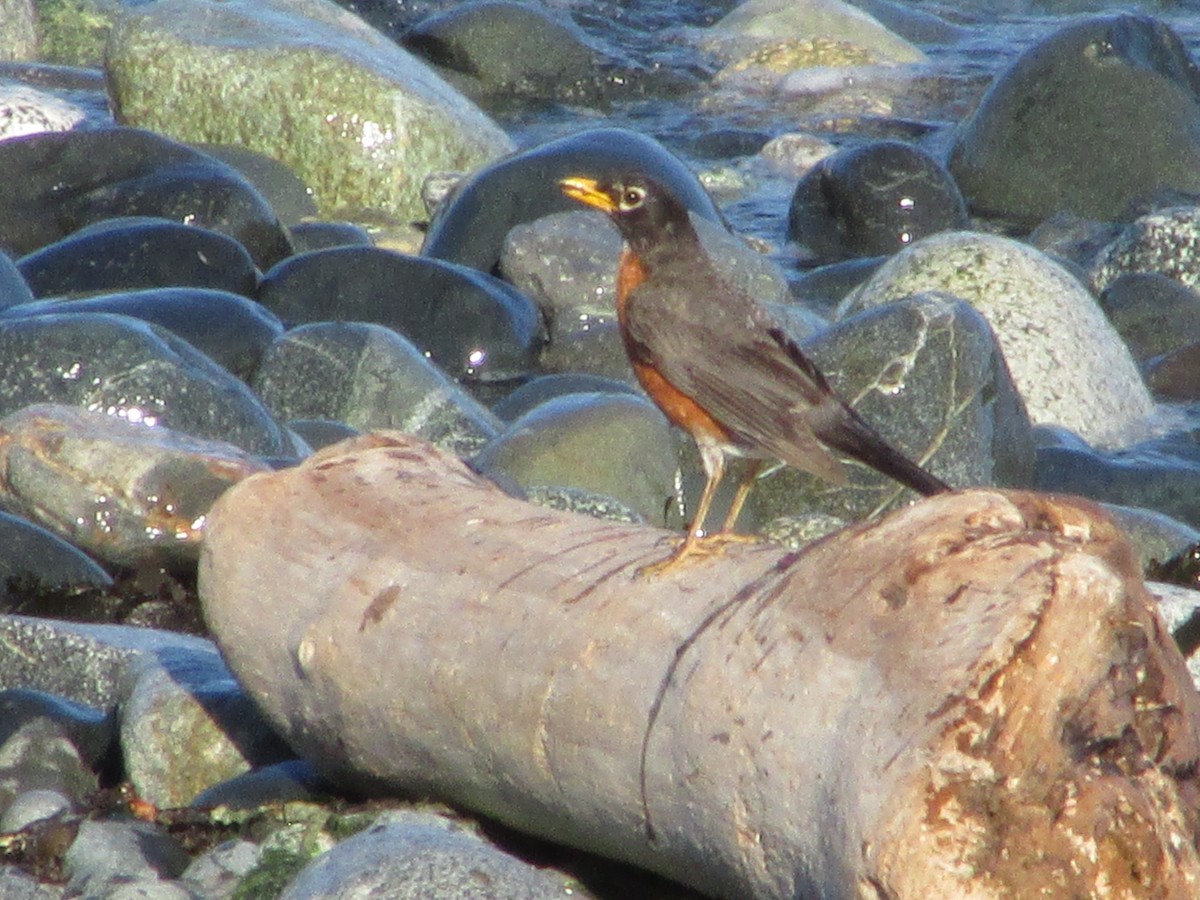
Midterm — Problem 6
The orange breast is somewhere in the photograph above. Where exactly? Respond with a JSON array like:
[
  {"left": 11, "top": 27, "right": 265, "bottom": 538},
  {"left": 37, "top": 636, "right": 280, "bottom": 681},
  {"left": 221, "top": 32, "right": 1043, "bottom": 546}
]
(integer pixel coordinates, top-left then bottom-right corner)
[{"left": 615, "top": 247, "right": 734, "bottom": 445}]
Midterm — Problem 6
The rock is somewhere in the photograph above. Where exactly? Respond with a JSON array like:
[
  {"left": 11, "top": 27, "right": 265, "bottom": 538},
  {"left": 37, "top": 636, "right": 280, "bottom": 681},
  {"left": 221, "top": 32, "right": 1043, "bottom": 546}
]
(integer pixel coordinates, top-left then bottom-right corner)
[
  {"left": 106, "top": 0, "right": 513, "bottom": 226},
  {"left": 0, "top": 404, "right": 272, "bottom": 567},
  {"left": 1, "top": 288, "right": 285, "bottom": 383},
  {"left": 120, "top": 649, "right": 293, "bottom": 808},
  {"left": 0, "top": 252, "right": 34, "bottom": 308},
  {"left": 193, "top": 144, "right": 318, "bottom": 227},
  {"left": 0, "top": 128, "right": 292, "bottom": 270},
  {"left": 421, "top": 128, "right": 724, "bottom": 274},
  {"left": 1035, "top": 430, "right": 1200, "bottom": 530},
  {"left": 702, "top": 0, "right": 927, "bottom": 65},
  {"left": 1096, "top": 272, "right": 1200, "bottom": 362},
  {"left": 15, "top": 219, "right": 258, "bottom": 300},
  {"left": 1104, "top": 503, "right": 1200, "bottom": 575},
  {"left": 787, "top": 256, "right": 884, "bottom": 318},
  {"left": 471, "top": 392, "right": 678, "bottom": 527},
  {"left": 279, "top": 810, "right": 588, "bottom": 900},
  {"left": 750, "top": 293, "right": 1033, "bottom": 524},
  {"left": 253, "top": 322, "right": 501, "bottom": 457},
  {"left": 0, "top": 511, "right": 113, "bottom": 603},
  {"left": 947, "top": 14, "right": 1200, "bottom": 227},
  {"left": 1090, "top": 206, "right": 1200, "bottom": 294},
  {"left": 0, "top": 80, "right": 92, "bottom": 141},
  {"left": 0, "top": 315, "right": 293, "bottom": 456},
  {"left": 287, "top": 221, "right": 373, "bottom": 254},
  {"left": 190, "top": 760, "right": 328, "bottom": 811},
  {"left": 1145, "top": 340, "right": 1200, "bottom": 401},
  {"left": 0, "top": 864, "right": 65, "bottom": 899},
  {"left": 0, "top": 716, "right": 98, "bottom": 815},
  {"left": 0, "top": 615, "right": 222, "bottom": 711},
  {"left": 35, "top": 0, "right": 125, "bottom": 66},
  {"left": 401, "top": 0, "right": 602, "bottom": 105},
  {"left": 63, "top": 820, "right": 191, "bottom": 897},
  {"left": 181, "top": 840, "right": 262, "bottom": 898},
  {"left": 258, "top": 247, "right": 544, "bottom": 389},
  {"left": 0, "top": 689, "right": 114, "bottom": 775},
  {"left": 786, "top": 140, "right": 968, "bottom": 263},
  {"left": 284, "top": 419, "right": 361, "bottom": 452},
  {"left": 0, "top": 789, "right": 73, "bottom": 832},
  {"left": 839, "top": 230, "right": 1156, "bottom": 448},
  {"left": 490, "top": 374, "right": 640, "bottom": 422}
]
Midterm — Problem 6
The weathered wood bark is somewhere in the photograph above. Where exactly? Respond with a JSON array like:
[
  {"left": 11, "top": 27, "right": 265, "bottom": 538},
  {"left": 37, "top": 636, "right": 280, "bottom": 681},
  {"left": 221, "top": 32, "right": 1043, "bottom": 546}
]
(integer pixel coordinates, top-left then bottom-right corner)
[{"left": 199, "top": 433, "right": 1200, "bottom": 898}]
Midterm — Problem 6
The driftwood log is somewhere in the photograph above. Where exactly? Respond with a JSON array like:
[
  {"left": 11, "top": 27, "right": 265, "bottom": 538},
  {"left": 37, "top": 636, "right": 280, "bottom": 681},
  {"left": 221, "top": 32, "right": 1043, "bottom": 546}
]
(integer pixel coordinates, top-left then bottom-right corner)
[{"left": 199, "top": 433, "right": 1200, "bottom": 898}]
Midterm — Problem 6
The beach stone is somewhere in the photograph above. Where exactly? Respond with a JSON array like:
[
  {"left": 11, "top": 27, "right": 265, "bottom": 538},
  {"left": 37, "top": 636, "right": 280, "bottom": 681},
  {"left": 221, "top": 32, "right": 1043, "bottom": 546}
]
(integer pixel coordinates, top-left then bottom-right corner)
[
  {"left": 702, "top": 0, "right": 927, "bottom": 65},
  {"left": 194, "top": 143, "right": 319, "bottom": 227},
  {"left": 1145, "top": 341, "right": 1200, "bottom": 401},
  {"left": 279, "top": 810, "right": 588, "bottom": 900},
  {"left": 0, "top": 865, "right": 64, "bottom": 899},
  {"left": 1103, "top": 504, "right": 1200, "bottom": 575},
  {"left": 839, "top": 230, "right": 1155, "bottom": 448},
  {"left": 1090, "top": 206, "right": 1200, "bottom": 294},
  {"left": 0, "top": 80, "right": 91, "bottom": 140},
  {"left": 288, "top": 221, "right": 373, "bottom": 253},
  {"left": 490, "top": 374, "right": 640, "bottom": 422},
  {"left": 0, "top": 128, "right": 292, "bottom": 270},
  {"left": 401, "top": 0, "right": 602, "bottom": 104},
  {"left": 0, "top": 404, "right": 271, "bottom": 567},
  {"left": 502, "top": 209, "right": 791, "bottom": 350},
  {"left": 1097, "top": 272, "right": 1200, "bottom": 362},
  {"left": 0, "top": 716, "right": 98, "bottom": 816},
  {"left": 1035, "top": 429, "right": 1200, "bottom": 530},
  {"left": 471, "top": 392, "right": 678, "bottom": 527},
  {"left": 0, "top": 511, "right": 112, "bottom": 603},
  {"left": 285, "top": 418, "right": 361, "bottom": 452},
  {"left": 253, "top": 322, "right": 502, "bottom": 457},
  {"left": 64, "top": 820, "right": 191, "bottom": 897},
  {"left": 190, "top": 760, "right": 327, "bottom": 811},
  {"left": 0, "top": 690, "right": 114, "bottom": 776},
  {"left": 1, "top": 288, "right": 284, "bottom": 383},
  {"left": 34, "top": 0, "right": 126, "bottom": 66},
  {"left": 0, "top": 314, "right": 292, "bottom": 456},
  {"left": 1, "top": 788, "right": 73, "bottom": 832},
  {"left": 786, "top": 140, "right": 968, "bottom": 263},
  {"left": 120, "top": 649, "right": 293, "bottom": 808},
  {"left": 948, "top": 14, "right": 1200, "bottom": 227},
  {"left": 16, "top": 219, "right": 258, "bottom": 300},
  {"left": 749, "top": 293, "right": 1032, "bottom": 525},
  {"left": 180, "top": 839, "right": 262, "bottom": 898},
  {"left": 421, "top": 127, "right": 723, "bottom": 274},
  {"left": 106, "top": 0, "right": 513, "bottom": 226},
  {"left": 787, "top": 257, "right": 884, "bottom": 318},
  {"left": 0, "top": 252, "right": 34, "bottom": 308},
  {"left": 258, "top": 247, "right": 544, "bottom": 388},
  {"left": 0, "top": 615, "right": 223, "bottom": 711},
  {"left": 537, "top": 319, "right": 635, "bottom": 383}
]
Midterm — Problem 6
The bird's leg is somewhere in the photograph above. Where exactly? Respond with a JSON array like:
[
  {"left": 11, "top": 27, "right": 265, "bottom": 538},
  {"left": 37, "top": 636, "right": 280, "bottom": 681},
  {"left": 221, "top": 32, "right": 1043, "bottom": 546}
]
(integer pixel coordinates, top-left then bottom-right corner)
[
  {"left": 637, "top": 449, "right": 759, "bottom": 578},
  {"left": 717, "top": 459, "right": 764, "bottom": 534}
]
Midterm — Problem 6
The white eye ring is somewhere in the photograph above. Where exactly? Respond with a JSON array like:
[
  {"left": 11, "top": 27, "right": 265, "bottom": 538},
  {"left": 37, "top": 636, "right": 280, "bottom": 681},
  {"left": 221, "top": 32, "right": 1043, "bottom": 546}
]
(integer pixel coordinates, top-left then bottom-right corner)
[{"left": 618, "top": 186, "right": 645, "bottom": 211}]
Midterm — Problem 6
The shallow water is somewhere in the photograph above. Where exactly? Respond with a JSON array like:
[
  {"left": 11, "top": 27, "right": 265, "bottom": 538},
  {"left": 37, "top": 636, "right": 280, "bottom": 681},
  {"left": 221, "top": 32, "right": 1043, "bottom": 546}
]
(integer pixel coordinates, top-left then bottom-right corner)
[{"left": 475, "top": 0, "right": 1200, "bottom": 244}]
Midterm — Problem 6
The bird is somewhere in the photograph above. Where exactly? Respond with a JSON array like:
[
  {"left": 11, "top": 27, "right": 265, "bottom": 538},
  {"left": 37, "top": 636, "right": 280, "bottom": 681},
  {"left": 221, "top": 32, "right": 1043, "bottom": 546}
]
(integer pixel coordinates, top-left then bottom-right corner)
[{"left": 558, "top": 172, "right": 950, "bottom": 575}]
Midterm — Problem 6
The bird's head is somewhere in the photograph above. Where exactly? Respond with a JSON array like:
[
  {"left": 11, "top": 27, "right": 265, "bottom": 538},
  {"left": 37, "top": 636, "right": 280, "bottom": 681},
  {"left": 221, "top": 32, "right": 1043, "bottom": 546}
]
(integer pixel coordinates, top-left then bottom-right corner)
[{"left": 559, "top": 173, "right": 696, "bottom": 257}]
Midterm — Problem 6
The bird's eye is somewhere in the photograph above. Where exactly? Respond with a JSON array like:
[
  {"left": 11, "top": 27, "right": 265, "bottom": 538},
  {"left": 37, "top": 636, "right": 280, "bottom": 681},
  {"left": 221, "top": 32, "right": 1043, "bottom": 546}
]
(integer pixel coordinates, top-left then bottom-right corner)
[{"left": 619, "top": 186, "right": 645, "bottom": 210}]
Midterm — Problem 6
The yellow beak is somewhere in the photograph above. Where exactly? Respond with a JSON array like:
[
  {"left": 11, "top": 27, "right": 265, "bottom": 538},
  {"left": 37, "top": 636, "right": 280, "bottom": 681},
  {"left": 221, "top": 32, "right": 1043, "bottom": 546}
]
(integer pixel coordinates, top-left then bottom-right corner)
[{"left": 559, "top": 176, "right": 617, "bottom": 213}]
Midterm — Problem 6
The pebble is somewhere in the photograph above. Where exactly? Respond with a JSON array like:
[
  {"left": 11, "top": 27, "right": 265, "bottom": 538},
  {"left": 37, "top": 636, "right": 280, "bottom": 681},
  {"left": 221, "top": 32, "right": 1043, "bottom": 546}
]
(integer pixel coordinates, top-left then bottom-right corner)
[{"left": 63, "top": 820, "right": 191, "bottom": 897}]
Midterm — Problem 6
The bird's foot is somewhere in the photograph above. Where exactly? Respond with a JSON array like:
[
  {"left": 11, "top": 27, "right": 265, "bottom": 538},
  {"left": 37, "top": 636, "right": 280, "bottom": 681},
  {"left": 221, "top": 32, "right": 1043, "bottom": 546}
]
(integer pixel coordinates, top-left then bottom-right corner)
[{"left": 636, "top": 532, "right": 762, "bottom": 578}]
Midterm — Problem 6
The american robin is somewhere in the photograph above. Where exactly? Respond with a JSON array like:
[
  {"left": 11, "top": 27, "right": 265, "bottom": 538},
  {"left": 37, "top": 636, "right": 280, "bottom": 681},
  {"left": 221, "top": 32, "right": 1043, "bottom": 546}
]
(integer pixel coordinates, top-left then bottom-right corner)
[{"left": 559, "top": 172, "right": 949, "bottom": 574}]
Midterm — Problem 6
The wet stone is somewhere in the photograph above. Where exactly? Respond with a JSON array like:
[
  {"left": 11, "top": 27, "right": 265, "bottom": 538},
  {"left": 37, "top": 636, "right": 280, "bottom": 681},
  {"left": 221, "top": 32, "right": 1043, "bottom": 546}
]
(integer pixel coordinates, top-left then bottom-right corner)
[
  {"left": 751, "top": 293, "right": 1033, "bottom": 524},
  {"left": 421, "top": 127, "right": 725, "bottom": 274},
  {"left": 284, "top": 418, "right": 361, "bottom": 452},
  {"left": 0, "top": 313, "right": 292, "bottom": 456},
  {"left": 0, "top": 511, "right": 112, "bottom": 604},
  {"left": 190, "top": 760, "right": 328, "bottom": 811},
  {"left": 63, "top": 820, "right": 191, "bottom": 897},
  {"left": 471, "top": 391, "right": 678, "bottom": 527},
  {"left": 287, "top": 221, "right": 373, "bottom": 254},
  {"left": 1, "top": 287, "right": 285, "bottom": 383},
  {"left": 948, "top": 14, "right": 1200, "bottom": 227},
  {"left": 15, "top": 220, "right": 258, "bottom": 300},
  {"left": 258, "top": 247, "right": 545, "bottom": 389},
  {"left": 1145, "top": 340, "right": 1200, "bottom": 401},
  {"left": 1097, "top": 272, "right": 1200, "bottom": 363},
  {"left": 0, "top": 127, "right": 292, "bottom": 270},
  {"left": 786, "top": 140, "right": 968, "bottom": 264},
  {"left": 253, "top": 321, "right": 502, "bottom": 457},
  {"left": 0, "top": 252, "right": 35, "bottom": 309},
  {"left": 490, "top": 373, "right": 640, "bottom": 422},
  {"left": 120, "top": 650, "right": 294, "bottom": 808},
  {"left": 401, "top": 0, "right": 604, "bottom": 105},
  {"left": 0, "top": 404, "right": 271, "bottom": 567},
  {"left": 1090, "top": 206, "right": 1200, "bottom": 295},
  {"left": 0, "top": 689, "right": 114, "bottom": 776},
  {"left": 0, "top": 716, "right": 98, "bottom": 815},
  {"left": 194, "top": 143, "right": 319, "bottom": 227}
]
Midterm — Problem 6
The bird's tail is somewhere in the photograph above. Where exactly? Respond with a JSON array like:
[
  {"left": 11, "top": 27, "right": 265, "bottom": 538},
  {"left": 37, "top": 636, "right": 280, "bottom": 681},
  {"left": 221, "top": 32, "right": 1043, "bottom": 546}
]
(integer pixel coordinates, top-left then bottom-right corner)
[{"left": 820, "top": 405, "right": 950, "bottom": 497}]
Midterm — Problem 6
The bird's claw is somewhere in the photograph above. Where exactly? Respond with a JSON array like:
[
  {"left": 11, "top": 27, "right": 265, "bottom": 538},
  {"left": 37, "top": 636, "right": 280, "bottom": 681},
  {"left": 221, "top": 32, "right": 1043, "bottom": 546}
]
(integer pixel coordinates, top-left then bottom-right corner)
[{"left": 635, "top": 532, "right": 763, "bottom": 578}]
